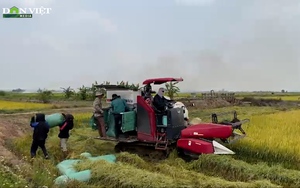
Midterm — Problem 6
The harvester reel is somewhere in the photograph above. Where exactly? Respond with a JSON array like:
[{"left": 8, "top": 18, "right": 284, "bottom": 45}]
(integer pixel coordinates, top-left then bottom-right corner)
[
  {"left": 227, "top": 132, "right": 246, "bottom": 144},
  {"left": 219, "top": 118, "right": 250, "bottom": 144}
]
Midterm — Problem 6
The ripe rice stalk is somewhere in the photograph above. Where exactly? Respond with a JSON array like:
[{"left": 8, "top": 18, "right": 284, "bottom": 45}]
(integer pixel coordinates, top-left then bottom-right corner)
[
  {"left": 229, "top": 110, "right": 300, "bottom": 169},
  {"left": 117, "top": 152, "right": 279, "bottom": 188},
  {"left": 188, "top": 155, "right": 300, "bottom": 187},
  {"left": 230, "top": 142, "right": 300, "bottom": 170},
  {"left": 76, "top": 160, "right": 192, "bottom": 188},
  {"left": 0, "top": 100, "right": 51, "bottom": 110}
]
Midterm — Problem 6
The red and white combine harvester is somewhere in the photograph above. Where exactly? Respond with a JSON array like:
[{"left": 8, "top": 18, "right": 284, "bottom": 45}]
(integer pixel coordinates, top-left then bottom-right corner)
[{"left": 95, "top": 77, "right": 249, "bottom": 160}]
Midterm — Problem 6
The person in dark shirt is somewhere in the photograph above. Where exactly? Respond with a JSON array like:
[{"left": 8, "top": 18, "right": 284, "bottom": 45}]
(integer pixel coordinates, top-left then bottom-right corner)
[
  {"left": 30, "top": 113, "right": 50, "bottom": 159},
  {"left": 58, "top": 114, "right": 74, "bottom": 155},
  {"left": 144, "top": 84, "right": 153, "bottom": 100},
  {"left": 152, "top": 88, "right": 172, "bottom": 113}
]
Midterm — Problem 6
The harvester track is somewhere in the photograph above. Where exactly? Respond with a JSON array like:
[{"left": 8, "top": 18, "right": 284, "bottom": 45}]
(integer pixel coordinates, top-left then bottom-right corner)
[
  {"left": 114, "top": 141, "right": 174, "bottom": 162},
  {"left": 95, "top": 137, "right": 200, "bottom": 162}
]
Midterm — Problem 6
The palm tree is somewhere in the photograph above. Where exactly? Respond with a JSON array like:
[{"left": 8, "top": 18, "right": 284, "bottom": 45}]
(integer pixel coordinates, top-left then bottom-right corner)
[
  {"left": 60, "top": 86, "right": 75, "bottom": 99},
  {"left": 78, "top": 85, "right": 88, "bottom": 100},
  {"left": 165, "top": 82, "right": 180, "bottom": 100}
]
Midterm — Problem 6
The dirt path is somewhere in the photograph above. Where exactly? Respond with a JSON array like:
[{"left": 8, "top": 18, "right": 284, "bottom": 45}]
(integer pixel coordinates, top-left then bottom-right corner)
[{"left": 0, "top": 116, "right": 33, "bottom": 172}]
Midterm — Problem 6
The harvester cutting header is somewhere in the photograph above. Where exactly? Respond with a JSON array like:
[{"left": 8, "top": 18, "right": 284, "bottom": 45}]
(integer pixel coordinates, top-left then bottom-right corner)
[{"left": 94, "top": 77, "right": 249, "bottom": 160}]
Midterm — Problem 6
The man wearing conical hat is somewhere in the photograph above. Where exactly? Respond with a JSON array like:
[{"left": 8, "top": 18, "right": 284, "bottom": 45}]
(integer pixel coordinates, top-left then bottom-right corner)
[{"left": 93, "top": 91, "right": 106, "bottom": 138}]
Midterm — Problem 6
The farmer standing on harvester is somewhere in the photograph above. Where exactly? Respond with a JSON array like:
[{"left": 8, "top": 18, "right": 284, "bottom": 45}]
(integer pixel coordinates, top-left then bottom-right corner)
[
  {"left": 93, "top": 91, "right": 107, "bottom": 138},
  {"left": 111, "top": 94, "right": 129, "bottom": 139}
]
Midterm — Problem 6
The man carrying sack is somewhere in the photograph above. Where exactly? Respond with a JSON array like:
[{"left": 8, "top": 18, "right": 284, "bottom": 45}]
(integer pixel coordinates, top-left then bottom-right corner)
[{"left": 93, "top": 91, "right": 107, "bottom": 138}]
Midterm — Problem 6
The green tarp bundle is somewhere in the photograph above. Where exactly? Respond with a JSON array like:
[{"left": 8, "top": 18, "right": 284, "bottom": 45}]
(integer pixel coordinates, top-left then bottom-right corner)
[
  {"left": 89, "top": 115, "right": 97, "bottom": 130},
  {"left": 54, "top": 152, "right": 116, "bottom": 185},
  {"left": 91, "top": 108, "right": 137, "bottom": 137},
  {"left": 104, "top": 109, "right": 116, "bottom": 137},
  {"left": 121, "top": 111, "right": 136, "bottom": 132},
  {"left": 103, "top": 109, "right": 137, "bottom": 137},
  {"left": 45, "top": 113, "right": 65, "bottom": 128},
  {"left": 30, "top": 113, "right": 65, "bottom": 128}
]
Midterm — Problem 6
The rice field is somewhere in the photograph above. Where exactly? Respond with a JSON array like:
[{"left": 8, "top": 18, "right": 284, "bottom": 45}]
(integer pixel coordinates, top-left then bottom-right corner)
[
  {"left": 4, "top": 107, "right": 300, "bottom": 188},
  {"left": 230, "top": 110, "right": 300, "bottom": 169},
  {"left": 236, "top": 96, "right": 300, "bottom": 101},
  {"left": 0, "top": 100, "right": 52, "bottom": 110},
  {"left": 261, "top": 96, "right": 300, "bottom": 101}
]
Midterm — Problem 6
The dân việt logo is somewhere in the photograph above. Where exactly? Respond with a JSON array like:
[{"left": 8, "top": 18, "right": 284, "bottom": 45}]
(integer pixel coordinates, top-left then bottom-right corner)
[{"left": 2, "top": 6, "right": 52, "bottom": 18}]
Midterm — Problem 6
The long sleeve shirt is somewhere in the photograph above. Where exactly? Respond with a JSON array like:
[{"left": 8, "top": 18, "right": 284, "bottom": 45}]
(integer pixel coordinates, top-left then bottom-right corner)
[
  {"left": 153, "top": 95, "right": 170, "bottom": 112},
  {"left": 111, "top": 98, "right": 129, "bottom": 114},
  {"left": 93, "top": 98, "right": 103, "bottom": 117}
]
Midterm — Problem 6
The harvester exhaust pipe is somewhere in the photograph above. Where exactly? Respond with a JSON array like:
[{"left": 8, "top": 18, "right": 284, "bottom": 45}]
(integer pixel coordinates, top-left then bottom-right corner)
[{"left": 212, "top": 141, "right": 235, "bottom": 154}]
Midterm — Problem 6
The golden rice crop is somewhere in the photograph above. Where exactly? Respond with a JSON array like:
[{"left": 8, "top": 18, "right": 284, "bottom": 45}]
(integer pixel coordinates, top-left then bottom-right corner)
[
  {"left": 73, "top": 112, "right": 92, "bottom": 127},
  {"left": 235, "top": 95, "right": 300, "bottom": 101},
  {"left": 230, "top": 110, "right": 300, "bottom": 169},
  {"left": 188, "top": 154, "right": 300, "bottom": 187},
  {"left": 255, "top": 96, "right": 300, "bottom": 101},
  {"left": 0, "top": 100, "right": 51, "bottom": 110}
]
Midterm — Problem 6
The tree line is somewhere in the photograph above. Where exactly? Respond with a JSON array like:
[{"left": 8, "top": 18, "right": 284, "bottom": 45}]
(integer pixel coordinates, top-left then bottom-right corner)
[
  {"left": 25, "top": 80, "right": 180, "bottom": 103},
  {"left": 37, "top": 81, "right": 141, "bottom": 103}
]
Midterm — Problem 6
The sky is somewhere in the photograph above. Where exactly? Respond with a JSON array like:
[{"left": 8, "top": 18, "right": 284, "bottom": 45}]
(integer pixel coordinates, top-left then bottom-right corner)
[{"left": 0, "top": 0, "right": 300, "bottom": 92}]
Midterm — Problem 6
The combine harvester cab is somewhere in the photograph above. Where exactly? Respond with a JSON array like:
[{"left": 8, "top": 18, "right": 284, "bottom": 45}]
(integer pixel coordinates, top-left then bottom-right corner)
[{"left": 94, "top": 77, "right": 249, "bottom": 160}]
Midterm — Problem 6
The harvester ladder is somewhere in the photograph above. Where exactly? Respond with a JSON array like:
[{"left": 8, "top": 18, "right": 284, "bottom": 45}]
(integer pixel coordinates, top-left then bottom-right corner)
[
  {"left": 155, "top": 141, "right": 168, "bottom": 150},
  {"left": 155, "top": 132, "right": 168, "bottom": 150}
]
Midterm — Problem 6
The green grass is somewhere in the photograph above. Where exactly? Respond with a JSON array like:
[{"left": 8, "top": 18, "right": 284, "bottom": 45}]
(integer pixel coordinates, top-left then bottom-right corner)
[{"left": 0, "top": 164, "right": 27, "bottom": 188}]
